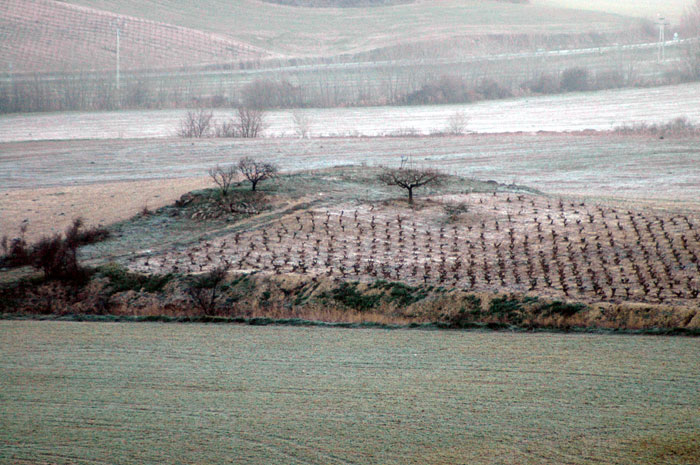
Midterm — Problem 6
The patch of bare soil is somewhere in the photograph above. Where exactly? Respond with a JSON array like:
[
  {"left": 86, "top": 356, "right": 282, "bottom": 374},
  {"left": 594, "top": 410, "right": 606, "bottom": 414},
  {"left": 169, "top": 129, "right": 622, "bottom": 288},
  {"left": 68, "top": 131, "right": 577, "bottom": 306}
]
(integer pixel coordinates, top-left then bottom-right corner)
[{"left": 1, "top": 177, "right": 210, "bottom": 242}]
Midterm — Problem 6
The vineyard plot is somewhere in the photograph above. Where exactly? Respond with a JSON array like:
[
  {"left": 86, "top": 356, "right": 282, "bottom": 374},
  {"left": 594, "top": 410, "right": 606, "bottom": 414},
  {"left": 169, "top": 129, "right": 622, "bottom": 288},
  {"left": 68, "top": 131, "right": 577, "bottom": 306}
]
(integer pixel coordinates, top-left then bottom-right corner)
[{"left": 129, "top": 193, "right": 700, "bottom": 307}]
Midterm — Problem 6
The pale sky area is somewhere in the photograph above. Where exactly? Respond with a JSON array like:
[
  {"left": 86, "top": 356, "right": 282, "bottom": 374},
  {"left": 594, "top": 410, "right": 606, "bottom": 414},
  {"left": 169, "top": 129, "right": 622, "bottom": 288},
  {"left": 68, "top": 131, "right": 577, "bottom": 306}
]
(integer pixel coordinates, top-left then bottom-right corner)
[{"left": 536, "top": 0, "right": 691, "bottom": 22}]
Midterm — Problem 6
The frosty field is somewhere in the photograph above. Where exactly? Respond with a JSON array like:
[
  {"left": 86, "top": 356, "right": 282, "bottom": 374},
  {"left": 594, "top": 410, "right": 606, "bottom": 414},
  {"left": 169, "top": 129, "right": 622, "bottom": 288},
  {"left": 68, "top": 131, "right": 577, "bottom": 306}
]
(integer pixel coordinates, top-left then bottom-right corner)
[
  {"left": 2, "top": 83, "right": 699, "bottom": 142},
  {"left": 0, "top": 321, "right": 698, "bottom": 465}
]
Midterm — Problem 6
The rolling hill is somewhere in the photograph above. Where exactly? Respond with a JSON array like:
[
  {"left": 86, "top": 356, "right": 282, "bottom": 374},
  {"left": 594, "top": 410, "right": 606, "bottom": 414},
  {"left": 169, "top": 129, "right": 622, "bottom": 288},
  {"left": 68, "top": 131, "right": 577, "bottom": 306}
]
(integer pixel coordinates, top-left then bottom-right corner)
[
  {"left": 1, "top": 0, "right": 643, "bottom": 74},
  {"left": 0, "top": 0, "right": 271, "bottom": 74}
]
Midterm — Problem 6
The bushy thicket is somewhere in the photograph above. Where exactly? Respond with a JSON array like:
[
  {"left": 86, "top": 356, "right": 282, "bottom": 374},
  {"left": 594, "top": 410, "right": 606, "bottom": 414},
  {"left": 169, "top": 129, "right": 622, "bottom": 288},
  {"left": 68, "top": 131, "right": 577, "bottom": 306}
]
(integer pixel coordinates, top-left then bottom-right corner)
[{"left": 1, "top": 219, "right": 109, "bottom": 281}]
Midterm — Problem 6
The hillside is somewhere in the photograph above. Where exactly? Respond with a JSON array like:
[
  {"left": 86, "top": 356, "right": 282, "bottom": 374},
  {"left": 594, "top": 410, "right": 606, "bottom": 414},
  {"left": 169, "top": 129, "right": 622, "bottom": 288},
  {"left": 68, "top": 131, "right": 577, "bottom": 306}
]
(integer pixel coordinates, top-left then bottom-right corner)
[
  {"left": 535, "top": 0, "right": 691, "bottom": 23},
  {"left": 0, "top": 0, "right": 270, "bottom": 74},
  {"left": 57, "top": 0, "right": 637, "bottom": 58}
]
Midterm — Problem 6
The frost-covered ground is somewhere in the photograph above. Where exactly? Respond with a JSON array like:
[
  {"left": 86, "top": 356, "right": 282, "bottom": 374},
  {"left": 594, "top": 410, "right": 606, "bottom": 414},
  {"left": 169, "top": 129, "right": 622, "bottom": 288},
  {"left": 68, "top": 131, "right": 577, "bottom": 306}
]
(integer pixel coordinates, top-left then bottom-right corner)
[{"left": 1, "top": 83, "right": 699, "bottom": 142}]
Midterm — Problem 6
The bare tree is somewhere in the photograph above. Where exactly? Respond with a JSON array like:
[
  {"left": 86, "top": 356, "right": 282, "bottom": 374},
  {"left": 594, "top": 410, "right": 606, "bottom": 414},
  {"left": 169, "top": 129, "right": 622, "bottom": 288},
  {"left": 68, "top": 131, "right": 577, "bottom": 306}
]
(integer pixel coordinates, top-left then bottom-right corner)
[
  {"left": 292, "top": 110, "right": 312, "bottom": 138},
  {"left": 681, "top": 0, "right": 700, "bottom": 38},
  {"left": 178, "top": 108, "right": 213, "bottom": 138},
  {"left": 379, "top": 167, "right": 446, "bottom": 204},
  {"left": 186, "top": 264, "right": 230, "bottom": 315},
  {"left": 214, "top": 119, "right": 238, "bottom": 138},
  {"left": 446, "top": 111, "right": 468, "bottom": 135},
  {"left": 235, "top": 107, "right": 266, "bottom": 138},
  {"left": 238, "top": 157, "right": 279, "bottom": 191},
  {"left": 681, "top": 0, "right": 700, "bottom": 78},
  {"left": 208, "top": 165, "right": 238, "bottom": 196}
]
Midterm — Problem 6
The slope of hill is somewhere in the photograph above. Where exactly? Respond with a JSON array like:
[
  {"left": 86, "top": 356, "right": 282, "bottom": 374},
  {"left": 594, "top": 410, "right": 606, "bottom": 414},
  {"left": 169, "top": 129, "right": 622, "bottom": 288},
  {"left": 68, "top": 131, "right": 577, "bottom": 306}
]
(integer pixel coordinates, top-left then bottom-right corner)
[
  {"left": 534, "top": 0, "right": 690, "bottom": 22},
  {"left": 0, "top": 0, "right": 271, "bottom": 74},
  {"left": 59, "top": 0, "right": 638, "bottom": 57}
]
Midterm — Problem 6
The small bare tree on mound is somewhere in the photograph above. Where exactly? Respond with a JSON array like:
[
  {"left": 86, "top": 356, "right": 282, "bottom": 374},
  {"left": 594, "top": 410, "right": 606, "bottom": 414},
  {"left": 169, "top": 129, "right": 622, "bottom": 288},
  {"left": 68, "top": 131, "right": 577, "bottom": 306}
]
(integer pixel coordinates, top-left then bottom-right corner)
[
  {"left": 379, "top": 166, "right": 447, "bottom": 204},
  {"left": 238, "top": 157, "right": 278, "bottom": 191},
  {"left": 178, "top": 108, "right": 213, "bottom": 138},
  {"left": 208, "top": 165, "right": 238, "bottom": 196}
]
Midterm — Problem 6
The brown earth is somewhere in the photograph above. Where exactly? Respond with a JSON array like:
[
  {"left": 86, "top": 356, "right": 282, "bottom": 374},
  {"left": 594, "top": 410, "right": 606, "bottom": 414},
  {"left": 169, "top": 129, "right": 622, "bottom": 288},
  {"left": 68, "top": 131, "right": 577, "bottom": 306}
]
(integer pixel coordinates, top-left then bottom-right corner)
[{"left": 1, "top": 177, "right": 209, "bottom": 241}]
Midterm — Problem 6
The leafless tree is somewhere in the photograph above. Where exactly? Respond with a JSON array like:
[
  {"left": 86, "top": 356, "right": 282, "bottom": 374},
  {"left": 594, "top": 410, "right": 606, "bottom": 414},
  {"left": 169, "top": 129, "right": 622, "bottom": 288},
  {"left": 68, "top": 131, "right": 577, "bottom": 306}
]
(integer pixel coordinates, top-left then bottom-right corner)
[
  {"left": 292, "top": 110, "right": 312, "bottom": 138},
  {"left": 681, "top": 1, "right": 700, "bottom": 78},
  {"left": 178, "top": 108, "right": 213, "bottom": 138},
  {"left": 681, "top": 0, "right": 700, "bottom": 37},
  {"left": 186, "top": 264, "right": 230, "bottom": 315},
  {"left": 214, "top": 119, "right": 238, "bottom": 138},
  {"left": 208, "top": 165, "right": 238, "bottom": 196},
  {"left": 235, "top": 107, "right": 266, "bottom": 138},
  {"left": 238, "top": 157, "right": 279, "bottom": 191},
  {"left": 379, "top": 166, "right": 447, "bottom": 204},
  {"left": 446, "top": 111, "right": 468, "bottom": 135}
]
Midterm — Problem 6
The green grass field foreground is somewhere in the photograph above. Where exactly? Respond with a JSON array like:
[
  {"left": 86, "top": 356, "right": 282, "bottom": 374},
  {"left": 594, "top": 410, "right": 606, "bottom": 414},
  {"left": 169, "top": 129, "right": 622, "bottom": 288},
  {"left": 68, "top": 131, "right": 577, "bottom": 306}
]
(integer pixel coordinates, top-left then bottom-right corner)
[{"left": 0, "top": 321, "right": 698, "bottom": 464}]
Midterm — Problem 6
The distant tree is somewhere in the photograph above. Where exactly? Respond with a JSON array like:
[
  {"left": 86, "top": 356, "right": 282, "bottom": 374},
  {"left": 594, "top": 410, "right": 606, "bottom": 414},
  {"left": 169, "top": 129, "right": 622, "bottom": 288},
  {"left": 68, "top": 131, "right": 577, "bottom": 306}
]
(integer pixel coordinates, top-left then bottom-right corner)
[
  {"left": 238, "top": 157, "right": 278, "bottom": 191},
  {"left": 235, "top": 107, "right": 266, "bottom": 138},
  {"left": 379, "top": 166, "right": 446, "bottom": 204},
  {"left": 292, "top": 110, "right": 312, "bottom": 138},
  {"left": 681, "top": 0, "right": 700, "bottom": 38},
  {"left": 681, "top": 0, "right": 700, "bottom": 78},
  {"left": 208, "top": 165, "right": 238, "bottom": 196},
  {"left": 178, "top": 108, "right": 213, "bottom": 138},
  {"left": 446, "top": 111, "right": 468, "bottom": 135}
]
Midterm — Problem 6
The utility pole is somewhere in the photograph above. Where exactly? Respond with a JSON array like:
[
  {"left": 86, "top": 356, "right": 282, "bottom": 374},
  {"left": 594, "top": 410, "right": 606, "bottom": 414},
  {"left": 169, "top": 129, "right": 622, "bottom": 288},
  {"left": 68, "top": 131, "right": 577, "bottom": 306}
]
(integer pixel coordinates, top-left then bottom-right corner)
[
  {"left": 116, "top": 24, "right": 120, "bottom": 91},
  {"left": 114, "top": 20, "right": 121, "bottom": 107},
  {"left": 656, "top": 15, "right": 670, "bottom": 62}
]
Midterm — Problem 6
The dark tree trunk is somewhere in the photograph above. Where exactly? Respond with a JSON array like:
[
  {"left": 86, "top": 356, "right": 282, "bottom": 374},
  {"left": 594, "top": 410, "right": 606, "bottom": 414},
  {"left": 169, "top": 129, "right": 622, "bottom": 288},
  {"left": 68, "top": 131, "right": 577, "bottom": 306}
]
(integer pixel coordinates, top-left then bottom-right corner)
[{"left": 408, "top": 187, "right": 413, "bottom": 204}]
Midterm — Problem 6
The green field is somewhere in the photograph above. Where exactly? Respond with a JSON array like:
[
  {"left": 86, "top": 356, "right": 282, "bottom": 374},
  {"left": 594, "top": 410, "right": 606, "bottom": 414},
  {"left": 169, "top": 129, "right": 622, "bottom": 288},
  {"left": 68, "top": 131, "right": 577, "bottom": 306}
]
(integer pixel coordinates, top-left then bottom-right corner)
[{"left": 1, "top": 321, "right": 698, "bottom": 464}]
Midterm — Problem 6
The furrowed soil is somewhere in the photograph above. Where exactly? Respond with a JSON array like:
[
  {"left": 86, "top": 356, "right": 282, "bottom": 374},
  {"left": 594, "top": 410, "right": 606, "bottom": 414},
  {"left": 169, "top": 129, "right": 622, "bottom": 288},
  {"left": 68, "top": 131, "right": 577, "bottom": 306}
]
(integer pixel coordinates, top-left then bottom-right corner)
[{"left": 1, "top": 321, "right": 698, "bottom": 465}]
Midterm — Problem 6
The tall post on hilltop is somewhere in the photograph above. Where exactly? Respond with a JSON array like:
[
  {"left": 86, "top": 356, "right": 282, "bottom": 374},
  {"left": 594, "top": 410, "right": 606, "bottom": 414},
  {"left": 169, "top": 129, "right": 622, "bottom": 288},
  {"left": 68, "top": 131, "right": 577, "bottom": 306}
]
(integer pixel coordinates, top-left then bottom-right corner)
[
  {"left": 114, "top": 20, "right": 121, "bottom": 107},
  {"left": 656, "top": 15, "right": 670, "bottom": 62}
]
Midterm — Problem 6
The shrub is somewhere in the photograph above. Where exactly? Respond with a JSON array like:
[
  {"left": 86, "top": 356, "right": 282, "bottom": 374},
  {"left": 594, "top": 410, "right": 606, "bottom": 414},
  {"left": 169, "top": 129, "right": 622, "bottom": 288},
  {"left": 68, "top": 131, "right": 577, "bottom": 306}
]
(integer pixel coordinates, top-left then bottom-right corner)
[
  {"left": 445, "top": 295, "right": 482, "bottom": 327},
  {"left": 371, "top": 281, "right": 427, "bottom": 306},
  {"left": 326, "top": 282, "right": 380, "bottom": 311},
  {"left": 475, "top": 79, "right": 512, "bottom": 100},
  {"left": 97, "top": 263, "right": 175, "bottom": 294},
  {"left": 594, "top": 70, "right": 626, "bottom": 90},
  {"left": 241, "top": 79, "right": 303, "bottom": 109},
  {"left": 560, "top": 67, "right": 590, "bottom": 92},
  {"left": 489, "top": 296, "right": 522, "bottom": 316},
  {"left": 526, "top": 74, "right": 559, "bottom": 94},
  {"left": 2, "top": 219, "right": 109, "bottom": 282}
]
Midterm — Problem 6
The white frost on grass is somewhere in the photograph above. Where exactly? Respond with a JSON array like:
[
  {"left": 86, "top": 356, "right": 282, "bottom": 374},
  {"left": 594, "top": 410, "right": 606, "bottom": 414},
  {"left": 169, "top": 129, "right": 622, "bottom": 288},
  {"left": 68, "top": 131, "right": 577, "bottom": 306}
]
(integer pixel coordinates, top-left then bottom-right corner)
[{"left": 1, "top": 83, "right": 699, "bottom": 142}]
